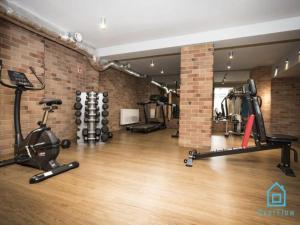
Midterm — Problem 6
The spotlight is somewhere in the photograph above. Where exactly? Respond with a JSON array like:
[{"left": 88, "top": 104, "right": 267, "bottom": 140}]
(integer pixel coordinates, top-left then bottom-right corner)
[
  {"left": 150, "top": 60, "right": 155, "bottom": 67},
  {"left": 160, "top": 68, "right": 164, "bottom": 74},
  {"left": 285, "top": 60, "right": 289, "bottom": 70},
  {"left": 274, "top": 67, "right": 278, "bottom": 78},
  {"left": 229, "top": 51, "right": 234, "bottom": 60},
  {"left": 100, "top": 17, "right": 107, "bottom": 29},
  {"left": 227, "top": 65, "right": 231, "bottom": 70}
]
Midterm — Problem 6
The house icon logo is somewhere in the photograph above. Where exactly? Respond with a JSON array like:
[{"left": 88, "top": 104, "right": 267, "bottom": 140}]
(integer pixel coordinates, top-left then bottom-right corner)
[{"left": 266, "top": 182, "right": 286, "bottom": 208}]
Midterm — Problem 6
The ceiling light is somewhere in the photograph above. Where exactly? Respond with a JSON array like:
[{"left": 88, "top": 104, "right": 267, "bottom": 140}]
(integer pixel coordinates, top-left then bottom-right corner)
[
  {"left": 274, "top": 67, "right": 278, "bottom": 78},
  {"left": 229, "top": 51, "right": 234, "bottom": 60},
  {"left": 160, "top": 68, "right": 164, "bottom": 74},
  {"left": 285, "top": 60, "right": 289, "bottom": 70},
  {"left": 100, "top": 17, "right": 107, "bottom": 29},
  {"left": 227, "top": 65, "right": 231, "bottom": 70},
  {"left": 150, "top": 60, "right": 155, "bottom": 67}
]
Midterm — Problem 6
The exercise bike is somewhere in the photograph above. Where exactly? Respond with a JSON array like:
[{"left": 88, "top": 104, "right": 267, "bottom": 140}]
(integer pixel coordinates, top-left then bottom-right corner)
[{"left": 0, "top": 60, "right": 79, "bottom": 184}]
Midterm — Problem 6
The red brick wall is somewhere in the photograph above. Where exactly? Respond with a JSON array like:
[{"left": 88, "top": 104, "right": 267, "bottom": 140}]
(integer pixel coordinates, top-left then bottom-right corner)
[
  {"left": 99, "top": 69, "right": 161, "bottom": 131},
  {"left": 271, "top": 77, "right": 300, "bottom": 141},
  {"left": 0, "top": 19, "right": 160, "bottom": 157},
  {"left": 179, "top": 43, "right": 214, "bottom": 149},
  {"left": 250, "top": 66, "right": 272, "bottom": 133}
]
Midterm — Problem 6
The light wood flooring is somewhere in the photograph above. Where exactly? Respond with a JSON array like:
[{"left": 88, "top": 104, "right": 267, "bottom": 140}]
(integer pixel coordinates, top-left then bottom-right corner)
[{"left": 0, "top": 129, "right": 299, "bottom": 225}]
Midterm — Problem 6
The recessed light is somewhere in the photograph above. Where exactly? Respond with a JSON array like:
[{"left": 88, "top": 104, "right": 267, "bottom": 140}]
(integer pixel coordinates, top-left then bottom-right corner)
[
  {"left": 285, "top": 60, "right": 289, "bottom": 70},
  {"left": 150, "top": 59, "right": 155, "bottom": 67},
  {"left": 227, "top": 65, "right": 231, "bottom": 70},
  {"left": 274, "top": 66, "right": 278, "bottom": 78},
  {"left": 229, "top": 51, "right": 234, "bottom": 60},
  {"left": 100, "top": 17, "right": 107, "bottom": 29},
  {"left": 160, "top": 68, "right": 164, "bottom": 74}
]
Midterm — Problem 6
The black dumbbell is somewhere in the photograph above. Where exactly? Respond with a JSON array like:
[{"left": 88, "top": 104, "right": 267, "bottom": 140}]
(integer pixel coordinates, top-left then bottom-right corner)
[
  {"left": 102, "top": 110, "right": 109, "bottom": 117},
  {"left": 75, "top": 118, "right": 81, "bottom": 125},
  {"left": 82, "top": 128, "right": 88, "bottom": 136},
  {"left": 102, "top": 103, "right": 109, "bottom": 110},
  {"left": 101, "top": 119, "right": 109, "bottom": 125},
  {"left": 75, "top": 110, "right": 81, "bottom": 117},
  {"left": 103, "top": 92, "right": 108, "bottom": 97},
  {"left": 76, "top": 96, "right": 81, "bottom": 102},
  {"left": 102, "top": 97, "right": 109, "bottom": 103},
  {"left": 95, "top": 128, "right": 101, "bottom": 136},
  {"left": 101, "top": 125, "right": 109, "bottom": 133},
  {"left": 101, "top": 133, "right": 109, "bottom": 142},
  {"left": 74, "top": 102, "right": 83, "bottom": 110},
  {"left": 76, "top": 90, "right": 81, "bottom": 96}
]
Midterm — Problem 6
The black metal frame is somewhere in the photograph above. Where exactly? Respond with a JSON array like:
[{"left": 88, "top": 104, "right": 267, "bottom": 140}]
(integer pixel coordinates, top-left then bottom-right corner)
[
  {"left": 184, "top": 79, "right": 298, "bottom": 177},
  {"left": 129, "top": 98, "right": 167, "bottom": 133},
  {"left": 0, "top": 60, "right": 79, "bottom": 183}
]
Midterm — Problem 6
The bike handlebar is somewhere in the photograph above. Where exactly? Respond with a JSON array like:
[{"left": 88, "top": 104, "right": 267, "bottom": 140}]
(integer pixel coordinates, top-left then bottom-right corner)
[{"left": 0, "top": 59, "right": 45, "bottom": 91}]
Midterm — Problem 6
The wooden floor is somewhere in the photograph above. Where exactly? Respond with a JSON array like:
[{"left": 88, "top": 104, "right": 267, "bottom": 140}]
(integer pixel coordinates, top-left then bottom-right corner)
[{"left": 0, "top": 129, "right": 299, "bottom": 225}]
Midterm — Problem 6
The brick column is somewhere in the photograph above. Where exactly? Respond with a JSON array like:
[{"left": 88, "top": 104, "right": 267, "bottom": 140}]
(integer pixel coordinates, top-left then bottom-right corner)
[
  {"left": 179, "top": 43, "right": 214, "bottom": 149},
  {"left": 250, "top": 66, "right": 272, "bottom": 133}
]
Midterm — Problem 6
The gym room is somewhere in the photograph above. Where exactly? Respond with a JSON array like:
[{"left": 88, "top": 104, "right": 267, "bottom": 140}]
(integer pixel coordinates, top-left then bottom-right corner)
[{"left": 0, "top": 0, "right": 299, "bottom": 224}]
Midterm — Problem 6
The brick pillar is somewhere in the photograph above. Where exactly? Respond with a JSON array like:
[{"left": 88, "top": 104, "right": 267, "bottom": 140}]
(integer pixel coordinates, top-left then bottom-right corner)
[
  {"left": 250, "top": 66, "right": 272, "bottom": 133},
  {"left": 179, "top": 43, "right": 214, "bottom": 149}
]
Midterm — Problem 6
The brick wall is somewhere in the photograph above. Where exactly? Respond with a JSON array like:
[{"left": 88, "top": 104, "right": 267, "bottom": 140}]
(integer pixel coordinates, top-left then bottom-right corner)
[
  {"left": 0, "top": 19, "right": 160, "bottom": 157},
  {"left": 250, "top": 66, "right": 272, "bottom": 133},
  {"left": 99, "top": 69, "right": 161, "bottom": 131},
  {"left": 271, "top": 77, "right": 300, "bottom": 141},
  {"left": 179, "top": 43, "right": 214, "bottom": 149}
]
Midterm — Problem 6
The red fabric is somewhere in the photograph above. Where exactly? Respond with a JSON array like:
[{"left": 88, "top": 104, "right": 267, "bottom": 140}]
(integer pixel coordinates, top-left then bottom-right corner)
[{"left": 241, "top": 114, "right": 255, "bottom": 148}]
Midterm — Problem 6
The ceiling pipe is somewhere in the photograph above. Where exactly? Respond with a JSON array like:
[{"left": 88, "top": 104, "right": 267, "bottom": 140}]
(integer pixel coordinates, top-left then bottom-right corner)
[{"left": 100, "top": 61, "right": 146, "bottom": 78}]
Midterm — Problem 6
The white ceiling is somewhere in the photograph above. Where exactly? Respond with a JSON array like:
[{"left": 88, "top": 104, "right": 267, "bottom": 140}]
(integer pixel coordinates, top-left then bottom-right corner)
[{"left": 9, "top": 0, "right": 300, "bottom": 52}]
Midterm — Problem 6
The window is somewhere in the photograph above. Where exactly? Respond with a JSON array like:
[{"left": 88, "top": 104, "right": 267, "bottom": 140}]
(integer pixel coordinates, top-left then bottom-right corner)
[{"left": 213, "top": 87, "right": 232, "bottom": 113}]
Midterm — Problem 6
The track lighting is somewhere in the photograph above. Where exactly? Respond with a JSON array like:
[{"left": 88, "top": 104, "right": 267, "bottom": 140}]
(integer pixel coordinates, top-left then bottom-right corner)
[
  {"left": 160, "top": 68, "right": 164, "bottom": 74},
  {"left": 100, "top": 17, "right": 107, "bottom": 29},
  {"left": 285, "top": 60, "right": 289, "bottom": 70},
  {"left": 229, "top": 51, "right": 234, "bottom": 60},
  {"left": 150, "top": 60, "right": 155, "bottom": 67},
  {"left": 274, "top": 67, "right": 278, "bottom": 78}
]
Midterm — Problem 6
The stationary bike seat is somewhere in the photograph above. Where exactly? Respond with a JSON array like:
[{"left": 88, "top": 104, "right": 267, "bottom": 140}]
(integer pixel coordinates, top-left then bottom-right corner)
[{"left": 39, "top": 98, "right": 62, "bottom": 106}]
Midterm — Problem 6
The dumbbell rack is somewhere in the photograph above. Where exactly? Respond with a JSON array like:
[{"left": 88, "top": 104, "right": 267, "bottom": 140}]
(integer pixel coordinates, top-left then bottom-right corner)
[{"left": 74, "top": 90, "right": 110, "bottom": 144}]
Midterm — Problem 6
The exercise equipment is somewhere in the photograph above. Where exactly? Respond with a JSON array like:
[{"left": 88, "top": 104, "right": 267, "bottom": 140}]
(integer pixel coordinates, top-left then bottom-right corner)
[
  {"left": 184, "top": 79, "right": 298, "bottom": 177},
  {"left": 218, "top": 88, "right": 262, "bottom": 137},
  {"left": 0, "top": 60, "right": 79, "bottom": 183},
  {"left": 126, "top": 95, "right": 167, "bottom": 133},
  {"left": 61, "top": 139, "right": 71, "bottom": 149},
  {"left": 75, "top": 90, "right": 110, "bottom": 144}
]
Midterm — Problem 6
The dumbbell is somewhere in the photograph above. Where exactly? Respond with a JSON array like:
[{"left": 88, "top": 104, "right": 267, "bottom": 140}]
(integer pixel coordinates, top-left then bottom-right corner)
[
  {"left": 75, "top": 118, "right": 81, "bottom": 125},
  {"left": 101, "top": 119, "right": 109, "bottom": 125},
  {"left": 103, "top": 92, "right": 108, "bottom": 97},
  {"left": 95, "top": 128, "right": 101, "bottom": 136},
  {"left": 76, "top": 96, "right": 81, "bottom": 102},
  {"left": 102, "top": 103, "right": 109, "bottom": 110},
  {"left": 102, "top": 97, "right": 109, "bottom": 103},
  {"left": 101, "top": 133, "right": 109, "bottom": 142},
  {"left": 74, "top": 102, "right": 83, "bottom": 110},
  {"left": 101, "top": 125, "right": 109, "bottom": 133},
  {"left": 82, "top": 128, "right": 88, "bottom": 136},
  {"left": 75, "top": 90, "right": 81, "bottom": 96},
  {"left": 75, "top": 110, "right": 81, "bottom": 117},
  {"left": 102, "top": 110, "right": 109, "bottom": 117}
]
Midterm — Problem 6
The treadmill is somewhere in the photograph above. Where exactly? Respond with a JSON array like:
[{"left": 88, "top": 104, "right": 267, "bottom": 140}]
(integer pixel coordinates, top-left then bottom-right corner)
[{"left": 127, "top": 95, "right": 167, "bottom": 133}]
